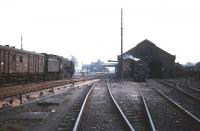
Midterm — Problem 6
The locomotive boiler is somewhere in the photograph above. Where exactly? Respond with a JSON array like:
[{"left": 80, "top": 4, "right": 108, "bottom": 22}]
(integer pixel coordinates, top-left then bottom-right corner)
[{"left": 117, "top": 54, "right": 146, "bottom": 82}]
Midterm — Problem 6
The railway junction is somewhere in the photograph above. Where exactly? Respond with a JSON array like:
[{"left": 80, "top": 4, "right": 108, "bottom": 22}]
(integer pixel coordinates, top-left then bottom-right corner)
[
  {"left": 0, "top": 40, "right": 200, "bottom": 131},
  {"left": 0, "top": 77, "right": 200, "bottom": 131}
]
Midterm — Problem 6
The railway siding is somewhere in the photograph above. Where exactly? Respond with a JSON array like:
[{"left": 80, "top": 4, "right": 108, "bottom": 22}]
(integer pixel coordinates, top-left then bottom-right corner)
[
  {"left": 109, "top": 81, "right": 153, "bottom": 131},
  {"left": 0, "top": 77, "right": 100, "bottom": 110},
  {"left": 0, "top": 81, "right": 94, "bottom": 131},
  {"left": 151, "top": 79, "right": 200, "bottom": 119},
  {"left": 141, "top": 84, "right": 200, "bottom": 131},
  {"left": 177, "top": 79, "right": 200, "bottom": 99},
  {"left": 75, "top": 80, "right": 130, "bottom": 131},
  {"left": 1, "top": 79, "right": 200, "bottom": 131}
]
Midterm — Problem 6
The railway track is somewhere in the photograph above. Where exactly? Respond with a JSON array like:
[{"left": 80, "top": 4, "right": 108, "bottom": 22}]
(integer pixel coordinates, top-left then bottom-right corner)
[
  {"left": 141, "top": 84, "right": 200, "bottom": 131},
  {"left": 160, "top": 79, "right": 200, "bottom": 102},
  {"left": 0, "top": 80, "right": 96, "bottom": 131},
  {"left": 0, "top": 76, "right": 102, "bottom": 111},
  {"left": 109, "top": 81, "right": 155, "bottom": 131},
  {"left": 176, "top": 79, "right": 200, "bottom": 100},
  {"left": 72, "top": 79, "right": 134, "bottom": 131},
  {"left": 184, "top": 79, "right": 200, "bottom": 92},
  {"left": 163, "top": 79, "right": 200, "bottom": 101},
  {"left": 150, "top": 79, "right": 200, "bottom": 120},
  {"left": 189, "top": 79, "right": 200, "bottom": 89},
  {"left": 0, "top": 79, "right": 73, "bottom": 98},
  {"left": 55, "top": 84, "right": 94, "bottom": 131}
]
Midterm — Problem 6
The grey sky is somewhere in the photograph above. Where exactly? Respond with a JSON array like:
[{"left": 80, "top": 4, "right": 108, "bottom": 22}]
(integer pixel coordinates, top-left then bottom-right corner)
[{"left": 0, "top": 0, "right": 200, "bottom": 66}]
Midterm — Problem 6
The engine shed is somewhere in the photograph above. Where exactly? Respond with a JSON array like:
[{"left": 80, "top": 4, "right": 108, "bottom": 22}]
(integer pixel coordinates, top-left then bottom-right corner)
[{"left": 119, "top": 39, "right": 176, "bottom": 79}]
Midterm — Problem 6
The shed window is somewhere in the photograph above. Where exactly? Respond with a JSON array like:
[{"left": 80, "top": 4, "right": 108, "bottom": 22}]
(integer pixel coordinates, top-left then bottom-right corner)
[{"left": 20, "top": 56, "right": 23, "bottom": 63}]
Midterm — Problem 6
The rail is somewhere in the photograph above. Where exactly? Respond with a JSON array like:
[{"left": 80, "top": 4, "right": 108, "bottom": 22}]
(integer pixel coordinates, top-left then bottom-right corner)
[
  {"left": 73, "top": 79, "right": 135, "bottom": 131},
  {"left": 139, "top": 88, "right": 156, "bottom": 131},
  {"left": 152, "top": 86, "right": 200, "bottom": 123},
  {"left": 0, "top": 76, "right": 104, "bottom": 100},
  {"left": 107, "top": 80, "right": 135, "bottom": 131},
  {"left": 176, "top": 80, "right": 200, "bottom": 101},
  {"left": 72, "top": 80, "right": 99, "bottom": 131},
  {"left": 181, "top": 79, "right": 200, "bottom": 93}
]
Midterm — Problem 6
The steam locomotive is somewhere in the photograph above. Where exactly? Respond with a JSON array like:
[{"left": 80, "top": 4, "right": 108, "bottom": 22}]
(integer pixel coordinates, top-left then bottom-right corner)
[
  {"left": 0, "top": 45, "right": 75, "bottom": 84},
  {"left": 117, "top": 55, "right": 146, "bottom": 82}
]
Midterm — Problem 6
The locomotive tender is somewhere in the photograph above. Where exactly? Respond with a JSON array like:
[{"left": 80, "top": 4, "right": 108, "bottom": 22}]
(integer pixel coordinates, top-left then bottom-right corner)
[{"left": 0, "top": 45, "right": 75, "bottom": 84}]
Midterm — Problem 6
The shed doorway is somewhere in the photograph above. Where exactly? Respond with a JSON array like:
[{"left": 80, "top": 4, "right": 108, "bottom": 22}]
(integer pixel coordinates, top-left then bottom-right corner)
[{"left": 149, "top": 61, "right": 162, "bottom": 78}]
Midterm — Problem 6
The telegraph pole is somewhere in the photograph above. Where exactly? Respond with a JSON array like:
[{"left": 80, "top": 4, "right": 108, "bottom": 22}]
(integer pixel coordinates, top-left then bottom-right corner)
[{"left": 121, "top": 8, "right": 123, "bottom": 83}]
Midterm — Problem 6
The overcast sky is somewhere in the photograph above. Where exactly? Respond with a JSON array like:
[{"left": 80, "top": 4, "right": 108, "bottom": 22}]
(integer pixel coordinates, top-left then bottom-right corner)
[{"left": 0, "top": 0, "right": 200, "bottom": 66}]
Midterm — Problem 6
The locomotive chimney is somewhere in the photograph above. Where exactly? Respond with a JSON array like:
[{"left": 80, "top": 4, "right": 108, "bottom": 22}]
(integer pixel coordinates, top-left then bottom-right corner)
[{"left": 21, "top": 35, "right": 23, "bottom": 50}]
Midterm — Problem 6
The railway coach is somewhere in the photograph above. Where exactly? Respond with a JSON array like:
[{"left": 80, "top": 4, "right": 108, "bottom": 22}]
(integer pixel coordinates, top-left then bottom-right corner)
[
  {"left": 0, "top": 45, "right": 74, "bottom": 84},
  {"left": 0, "top": 45, "right": 44, "bottom": 84}
]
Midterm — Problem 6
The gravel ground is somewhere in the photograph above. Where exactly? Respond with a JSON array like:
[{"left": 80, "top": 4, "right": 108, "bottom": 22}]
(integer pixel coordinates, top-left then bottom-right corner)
[
  {"left": 2, "top": 79, "right": 199, "bottom": 131},
  {"left": 109, "top": 81, "right": 151, "bottom": 131},
  {"left": 149, "top": 79, "right": 200, "bottom": 119},
  {"left": 189, "top": 80, "right": 200, "bottom": 90},
  {"left": 141, "top": 83, "right": 200, "bottom": 131},
  {"left": 79, "top": 80, "right": 127, "bottom": 131},
  {"left": 0, "top": 81, "right": 96, "bottom": 131},
  {"left": 177, "top": 80, "right": 200, "bottom": 99}
]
